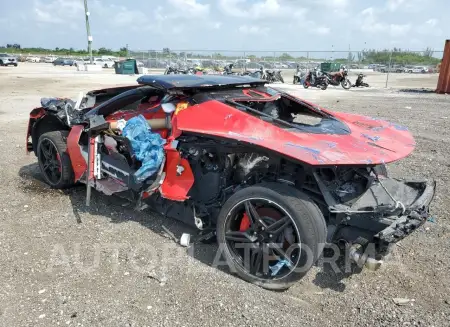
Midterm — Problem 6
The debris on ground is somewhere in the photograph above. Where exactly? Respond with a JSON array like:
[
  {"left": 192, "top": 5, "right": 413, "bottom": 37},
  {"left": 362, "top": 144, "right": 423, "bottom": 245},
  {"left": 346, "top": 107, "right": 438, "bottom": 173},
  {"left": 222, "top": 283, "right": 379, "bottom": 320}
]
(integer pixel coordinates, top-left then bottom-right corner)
[{"left": 393, "top": 298, "right": 415, "bottom": 306}]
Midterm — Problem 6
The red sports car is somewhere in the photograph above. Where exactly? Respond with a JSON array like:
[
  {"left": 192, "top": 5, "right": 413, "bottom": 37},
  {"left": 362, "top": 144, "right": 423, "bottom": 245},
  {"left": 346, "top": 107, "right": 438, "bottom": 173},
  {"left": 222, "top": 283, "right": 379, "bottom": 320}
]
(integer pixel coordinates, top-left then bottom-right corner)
[{"left": 26, "top": 75, "right": 435, "bottom": 290}]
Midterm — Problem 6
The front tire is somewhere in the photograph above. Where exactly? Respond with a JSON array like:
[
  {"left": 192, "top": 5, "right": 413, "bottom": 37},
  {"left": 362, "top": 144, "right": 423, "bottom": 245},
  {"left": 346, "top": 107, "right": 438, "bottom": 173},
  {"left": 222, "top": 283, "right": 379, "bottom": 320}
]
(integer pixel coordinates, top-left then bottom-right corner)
[
  {"left": 303, "top": 81, "right": 309, "bottom": 88},
  {"left": 216, "top": 183, "right": 327, "bottom": 291},
  {"left": 341, "top": 79, "right": 351, "bottom": 89},
  {"left": 37, "top": 131, "right": 74, "bottom": 189}
]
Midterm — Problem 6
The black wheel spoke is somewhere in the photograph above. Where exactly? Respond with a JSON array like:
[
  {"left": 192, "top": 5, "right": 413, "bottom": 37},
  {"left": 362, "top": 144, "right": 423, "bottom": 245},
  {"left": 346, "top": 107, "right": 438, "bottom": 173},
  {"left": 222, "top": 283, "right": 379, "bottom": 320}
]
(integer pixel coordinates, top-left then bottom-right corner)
[
  {"left": 267, "top": 216, "right": 292, "bottom": 235},
  {"left": 225, "top": 231, "right": 257, "bottom": 243},
  {"left": 43, "top": 162, "right": 51, "bottom": 170},
  {"left": 269, "top": 242, "right": 294, "bottom": 267},
  {"left": 250, "top": 246, "right": 263, "bottom": 275},
  {"left": 244, "top": 201, "right": 268, "bottom": 229},
  {"left": 42, "top": 146, "right": 51, "bottom": 160}
]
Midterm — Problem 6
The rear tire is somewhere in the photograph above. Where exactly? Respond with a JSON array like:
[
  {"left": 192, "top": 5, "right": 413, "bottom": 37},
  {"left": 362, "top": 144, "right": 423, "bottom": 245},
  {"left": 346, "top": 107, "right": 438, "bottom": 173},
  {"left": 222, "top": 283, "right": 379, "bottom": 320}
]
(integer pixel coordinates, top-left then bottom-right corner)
[
  {"left": 216, "top": 182, "right": 327, "bottom": 291},
  {"left": 320, "top": 83, "right": 328, "bottom": 90},
  {"left": 37, "top": 131, "right": 75, "bottom": 189},
  {"left": 303, "top": 81, "right": 309, "bottom": 89}
]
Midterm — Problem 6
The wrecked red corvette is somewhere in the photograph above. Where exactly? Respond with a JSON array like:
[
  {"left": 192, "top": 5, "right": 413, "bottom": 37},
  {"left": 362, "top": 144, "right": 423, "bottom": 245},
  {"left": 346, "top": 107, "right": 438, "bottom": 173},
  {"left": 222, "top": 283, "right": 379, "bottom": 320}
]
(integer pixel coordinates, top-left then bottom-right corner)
[{"left": 26, "top": 75, "right": 435, "bottom": 290}]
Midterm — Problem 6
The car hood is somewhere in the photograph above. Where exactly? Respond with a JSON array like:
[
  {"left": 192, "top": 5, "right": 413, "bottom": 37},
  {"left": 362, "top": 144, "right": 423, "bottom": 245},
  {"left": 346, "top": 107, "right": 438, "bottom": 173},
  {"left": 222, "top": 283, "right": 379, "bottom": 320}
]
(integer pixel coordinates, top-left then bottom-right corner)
[{"left": 174, "top": 100, "right": 415, "bottom": 166}]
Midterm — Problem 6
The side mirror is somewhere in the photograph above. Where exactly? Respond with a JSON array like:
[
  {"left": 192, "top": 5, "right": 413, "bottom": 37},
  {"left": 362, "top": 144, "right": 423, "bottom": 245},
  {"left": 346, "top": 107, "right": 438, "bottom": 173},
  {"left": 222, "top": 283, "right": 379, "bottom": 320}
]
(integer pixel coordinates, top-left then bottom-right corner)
[{"left": 161, "top": 103, "right": 176, "bottom": 114}]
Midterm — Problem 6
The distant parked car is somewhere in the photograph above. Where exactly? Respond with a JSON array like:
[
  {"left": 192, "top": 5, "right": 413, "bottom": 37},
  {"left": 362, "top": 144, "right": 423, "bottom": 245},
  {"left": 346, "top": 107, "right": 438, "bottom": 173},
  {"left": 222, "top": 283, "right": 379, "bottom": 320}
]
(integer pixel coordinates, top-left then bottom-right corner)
[
  {"left": 405, "top": 66, "right": 427, "bottom": 73},
  {"left": 379, "top": 65, "right": 404, "bottom": 73},
  {"left": 26, "top": 56, "right": 41, "bottom": 63},
  {"left": 53, "top": 57, "right": 75, "bottom": 66},
  {"left": 93, "top": 58, "right": 115, "bottom": 68},
  {"left": 43, "top": 56, "right": 57, "bottom": 63},
  {"left": 0, "top": 53, "right": 18, "bottom": 66}
]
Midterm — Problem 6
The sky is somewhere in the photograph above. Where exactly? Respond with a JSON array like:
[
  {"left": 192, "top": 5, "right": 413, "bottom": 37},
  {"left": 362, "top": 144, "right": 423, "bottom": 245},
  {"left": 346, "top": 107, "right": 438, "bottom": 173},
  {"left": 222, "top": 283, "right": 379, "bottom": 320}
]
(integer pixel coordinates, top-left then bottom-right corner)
[{"left": 0, "top": 0, "right": 447, "bottom": 53}]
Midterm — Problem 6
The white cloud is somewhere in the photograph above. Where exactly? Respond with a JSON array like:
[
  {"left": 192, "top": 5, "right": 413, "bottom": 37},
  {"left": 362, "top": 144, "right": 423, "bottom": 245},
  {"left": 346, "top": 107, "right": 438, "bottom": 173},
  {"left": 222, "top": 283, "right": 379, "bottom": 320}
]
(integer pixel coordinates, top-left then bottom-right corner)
[
  {"left": 314, "top": 0, "right": 349, "bottom": 8},
  {"left": 0, "top": 0, "right": 445, "bottom": 51},
  {"left": 386, "top": 0, "right": 425, "bottom": 13},
  {"left": 238, "top": 25, "right": 270, "bottom": 34},
  {"left": 167, "top": 0, "right": 210, "bottom": 16},
  {"left": 389, "top": 24, "right": 411, "bottom": 36},
  {"left": 218, "top": 0, "right": 307, "bottom": 19},
  {"left": 387, "top": 0, "right": 405, "bottom": 11},
  {"left": 32, "top": 0, "right": 83, "bottom": 24},
  {"left": 359, "top": 7, "right": 411, "bottom": 37},
  {"left": 425, "top": 18, "right": 438, "bottom": 27},
  {"left": 312, "top": 26, "right": 331, "bottom": 35},
  {"left": 416, "top": 18, "right": 442, "bottom": 36}
]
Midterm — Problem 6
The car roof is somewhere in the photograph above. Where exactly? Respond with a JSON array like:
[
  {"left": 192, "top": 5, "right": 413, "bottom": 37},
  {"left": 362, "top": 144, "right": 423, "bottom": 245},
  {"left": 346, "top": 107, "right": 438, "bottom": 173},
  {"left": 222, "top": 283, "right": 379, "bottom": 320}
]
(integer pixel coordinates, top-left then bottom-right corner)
[{"left": 136, "top": 74, "right": 266, "bottom": 91}]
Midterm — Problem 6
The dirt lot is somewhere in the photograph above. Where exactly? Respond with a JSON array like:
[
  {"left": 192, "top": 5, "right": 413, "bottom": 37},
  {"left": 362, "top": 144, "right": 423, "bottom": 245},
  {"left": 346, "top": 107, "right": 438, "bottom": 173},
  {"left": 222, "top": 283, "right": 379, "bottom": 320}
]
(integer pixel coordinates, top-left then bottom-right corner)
[{"left": 0, "top": 63, "right": 449, "bottom": 327}]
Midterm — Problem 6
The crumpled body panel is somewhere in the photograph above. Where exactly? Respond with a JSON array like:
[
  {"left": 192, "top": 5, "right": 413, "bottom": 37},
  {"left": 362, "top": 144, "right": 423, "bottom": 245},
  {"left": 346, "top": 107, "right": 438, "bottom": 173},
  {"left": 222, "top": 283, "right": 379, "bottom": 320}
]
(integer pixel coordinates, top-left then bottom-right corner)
[{"left": 174, "top": 100, "right": 416, "bottom": 166}]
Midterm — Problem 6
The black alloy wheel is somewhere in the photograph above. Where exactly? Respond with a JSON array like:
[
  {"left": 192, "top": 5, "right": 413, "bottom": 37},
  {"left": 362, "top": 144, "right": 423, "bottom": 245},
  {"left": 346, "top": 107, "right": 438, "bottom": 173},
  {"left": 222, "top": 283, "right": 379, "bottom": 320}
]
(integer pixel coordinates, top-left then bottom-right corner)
[
  {"left": 37, "top": 131, "right": 75, "bottom": 189},
  {"left": 38, "top": 138, "right": 62, "bottom": 185},
  {"left": 224, "top": 198, "right": 301, "bottom": 281},
  {"left": 217, "top": 183, "right": 327, "bottom": 290}
]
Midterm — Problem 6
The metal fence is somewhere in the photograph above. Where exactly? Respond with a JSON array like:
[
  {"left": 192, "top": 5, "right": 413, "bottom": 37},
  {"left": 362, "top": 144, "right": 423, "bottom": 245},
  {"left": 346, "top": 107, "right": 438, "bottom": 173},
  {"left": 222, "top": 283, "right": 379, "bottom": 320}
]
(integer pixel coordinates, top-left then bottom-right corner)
[
  {"left": 9, "top": 47, "right": 444, "bottom": 88},
  {"left": 128, "top": 49, "right": 443, "bottom": 73}
]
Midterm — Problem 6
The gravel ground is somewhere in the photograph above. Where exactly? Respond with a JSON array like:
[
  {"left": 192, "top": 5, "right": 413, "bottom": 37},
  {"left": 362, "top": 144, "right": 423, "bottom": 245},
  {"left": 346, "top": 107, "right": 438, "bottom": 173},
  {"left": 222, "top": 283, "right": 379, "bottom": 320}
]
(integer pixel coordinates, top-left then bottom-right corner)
[{"left": 0, "top": 63, "right": 449, "bottom": 327}]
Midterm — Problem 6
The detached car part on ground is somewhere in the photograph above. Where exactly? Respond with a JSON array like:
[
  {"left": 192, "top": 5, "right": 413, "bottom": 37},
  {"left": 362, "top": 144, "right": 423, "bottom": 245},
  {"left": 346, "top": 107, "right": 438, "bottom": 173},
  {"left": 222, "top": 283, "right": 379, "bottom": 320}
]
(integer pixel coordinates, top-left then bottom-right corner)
[{"left": 25, "top": 75, "right": 435, "bottom": 290}]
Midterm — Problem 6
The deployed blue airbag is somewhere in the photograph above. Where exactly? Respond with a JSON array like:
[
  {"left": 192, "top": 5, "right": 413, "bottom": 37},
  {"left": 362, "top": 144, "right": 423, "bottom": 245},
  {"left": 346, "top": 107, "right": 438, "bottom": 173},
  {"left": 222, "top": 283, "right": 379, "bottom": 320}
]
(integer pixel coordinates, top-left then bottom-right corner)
[{"left": 122, "top": 115, "right": 166, "bottom": 182}]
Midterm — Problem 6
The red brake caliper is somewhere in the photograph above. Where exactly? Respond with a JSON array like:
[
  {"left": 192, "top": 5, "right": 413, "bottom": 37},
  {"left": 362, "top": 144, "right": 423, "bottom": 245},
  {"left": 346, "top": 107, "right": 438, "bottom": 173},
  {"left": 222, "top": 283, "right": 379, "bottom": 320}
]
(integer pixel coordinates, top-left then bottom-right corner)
[{"left": 239, "top": 213, "right": 251, "bottom": 232}]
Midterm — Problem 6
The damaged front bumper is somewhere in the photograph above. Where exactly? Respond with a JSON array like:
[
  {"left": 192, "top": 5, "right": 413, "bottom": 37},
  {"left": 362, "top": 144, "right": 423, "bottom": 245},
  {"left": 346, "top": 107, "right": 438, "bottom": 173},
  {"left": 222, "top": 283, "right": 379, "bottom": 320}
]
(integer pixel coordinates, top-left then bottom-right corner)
[
  {"left": 327, "top": 178, "right": 435, "bottom": 270},
  {"left": 372, "top": 180, "right": 436, "bottom": 248},
  {"left": 320, "top": 176, "right": 436, "bottom": 253}
]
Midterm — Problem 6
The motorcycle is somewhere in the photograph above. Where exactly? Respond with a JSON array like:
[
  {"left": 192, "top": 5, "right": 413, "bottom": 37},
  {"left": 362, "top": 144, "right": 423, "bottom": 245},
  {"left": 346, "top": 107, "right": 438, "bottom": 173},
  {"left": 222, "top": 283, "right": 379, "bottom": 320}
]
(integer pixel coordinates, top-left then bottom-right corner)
[
  {"left": 164, "top": 66, "right": 181, "bottom": 75},
  {"left": 323, "top": 67, "right": 351, "bottom": 89},
  {"left": 240, "top": 66, "right": 264, "bottom": 79},
  {"left": 223, "top": 64, "right": 238, "bottom": 75},
  {"left": 352, "top": 73, "right": 369, "bottom": 87},
  {"left": 265, "top": 69, "right": 284, "bottom": 83},
  {"left": 293, "top": 64, "right": 306, "bottom": 84},
  {"left": 303, "top": 70, "right": 328, "bottom": 90},
  {"left": 187, "top": 66, "right": 205, "bottom": 75}
]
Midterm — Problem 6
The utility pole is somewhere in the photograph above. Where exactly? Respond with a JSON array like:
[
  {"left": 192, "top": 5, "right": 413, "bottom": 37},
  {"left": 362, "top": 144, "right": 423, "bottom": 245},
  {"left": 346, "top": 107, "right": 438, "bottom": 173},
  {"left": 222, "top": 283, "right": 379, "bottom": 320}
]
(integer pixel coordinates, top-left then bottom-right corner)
[{"left": 83, "top": 0, "right": 93, "bottom": 64}]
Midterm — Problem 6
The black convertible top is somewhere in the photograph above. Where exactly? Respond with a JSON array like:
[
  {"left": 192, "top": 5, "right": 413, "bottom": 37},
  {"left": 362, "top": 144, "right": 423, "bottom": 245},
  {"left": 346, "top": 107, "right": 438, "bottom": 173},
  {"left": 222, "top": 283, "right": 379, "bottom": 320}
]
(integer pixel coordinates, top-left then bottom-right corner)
[{"left": 136, "top": 74, "right": 266, "bottom": 90}]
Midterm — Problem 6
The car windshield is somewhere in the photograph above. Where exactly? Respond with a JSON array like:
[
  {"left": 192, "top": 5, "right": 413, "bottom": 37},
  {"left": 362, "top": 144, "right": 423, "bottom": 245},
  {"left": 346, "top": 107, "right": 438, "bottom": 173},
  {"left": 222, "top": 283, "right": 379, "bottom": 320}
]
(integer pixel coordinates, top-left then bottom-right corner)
[{"left": 0, "top": 54, "right": 8, "bottom": 57}]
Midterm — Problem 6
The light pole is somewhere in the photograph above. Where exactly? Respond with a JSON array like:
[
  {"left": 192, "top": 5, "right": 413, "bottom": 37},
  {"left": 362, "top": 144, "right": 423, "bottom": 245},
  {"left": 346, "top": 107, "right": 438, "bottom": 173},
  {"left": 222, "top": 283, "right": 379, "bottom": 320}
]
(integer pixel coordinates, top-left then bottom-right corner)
[{"left": 83, "top": 0, "right": 93, "bottom": 64}]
